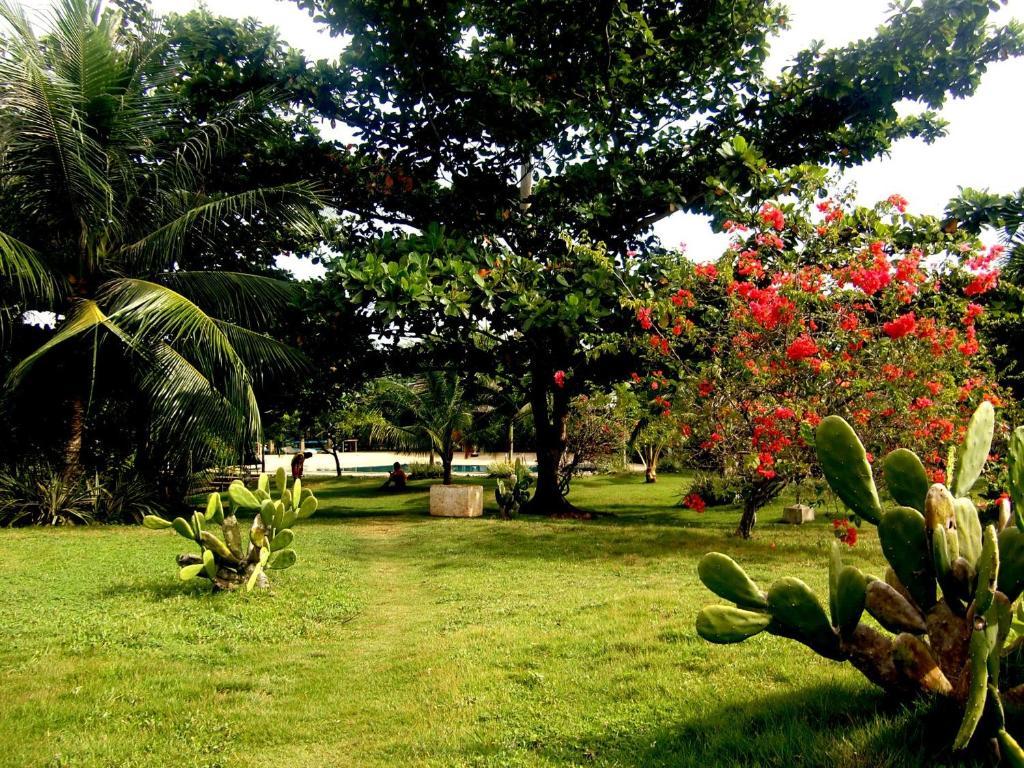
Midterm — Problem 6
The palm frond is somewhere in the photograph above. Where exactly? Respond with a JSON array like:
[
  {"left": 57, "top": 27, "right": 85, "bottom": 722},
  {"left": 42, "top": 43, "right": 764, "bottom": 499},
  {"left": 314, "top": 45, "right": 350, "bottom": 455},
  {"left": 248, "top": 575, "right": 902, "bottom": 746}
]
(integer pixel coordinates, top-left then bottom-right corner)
[
  {"left": 5, "top": 298, "right": 133, "bottom": 385},
  {"left": 213, "top": 319, "right": 308, "bottom": 375},
  {"left": 100, "top": 278, "right": 247, "bottom": 365},
  {"left": 153, "top": 271, "right": 300, "bottom": 325},
  {"left": 141, "top": 343, "right": 260, "bottom": 464},
  {"left": 116, "top": 183, "right": 327, "bottom": 274},
  {"left": 0, "top": 0, "right": 117, "bottom": 231},
  {"left": 0, "top": 229, "right": 63, "bottom": 304}
]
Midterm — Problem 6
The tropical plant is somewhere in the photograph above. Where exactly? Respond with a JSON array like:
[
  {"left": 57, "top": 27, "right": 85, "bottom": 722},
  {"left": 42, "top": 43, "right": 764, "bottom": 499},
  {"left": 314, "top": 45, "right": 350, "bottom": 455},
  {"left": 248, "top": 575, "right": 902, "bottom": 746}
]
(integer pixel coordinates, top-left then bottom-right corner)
[
  {"left": 0, "top": 463, "right": 97, "bottom": 526},
  {"left": 92, "top": 466, "right": 163, "bottom": 523},
  {"left": 143, "top": 468, "right": 317, "bottom": 591},
  {"left": 366, "top": 371, "right": 473, "bottom": 485},
  {"left": 0, "top": 0, "right": 322, "bottom": 476}
]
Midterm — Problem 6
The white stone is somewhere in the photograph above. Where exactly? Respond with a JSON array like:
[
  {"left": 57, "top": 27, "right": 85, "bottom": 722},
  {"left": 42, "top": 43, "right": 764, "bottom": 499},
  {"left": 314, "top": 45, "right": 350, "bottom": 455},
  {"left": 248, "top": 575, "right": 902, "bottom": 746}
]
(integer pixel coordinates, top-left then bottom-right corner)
[
  {"left": 782, "top": 504, "right": 815, "bottom": 524},
  {"left": 429, "top": 484, "right": 484, "bottom": 518}
]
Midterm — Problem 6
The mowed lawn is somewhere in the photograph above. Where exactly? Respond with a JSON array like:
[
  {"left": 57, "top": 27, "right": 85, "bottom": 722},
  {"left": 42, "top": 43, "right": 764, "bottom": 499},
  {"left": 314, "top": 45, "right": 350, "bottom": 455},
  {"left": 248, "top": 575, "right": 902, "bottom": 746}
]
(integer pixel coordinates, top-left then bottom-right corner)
[{"left": 0, "top": 474, "right": 996, "bottom": 767}]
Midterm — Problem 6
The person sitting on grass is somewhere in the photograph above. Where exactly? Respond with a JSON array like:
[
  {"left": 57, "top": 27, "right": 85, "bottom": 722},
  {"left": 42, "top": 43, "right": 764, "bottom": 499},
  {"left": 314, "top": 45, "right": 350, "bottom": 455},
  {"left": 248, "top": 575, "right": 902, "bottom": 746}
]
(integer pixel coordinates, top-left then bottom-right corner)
[{"left": 381, "top": 462, "right": 407, "bottom": 490}]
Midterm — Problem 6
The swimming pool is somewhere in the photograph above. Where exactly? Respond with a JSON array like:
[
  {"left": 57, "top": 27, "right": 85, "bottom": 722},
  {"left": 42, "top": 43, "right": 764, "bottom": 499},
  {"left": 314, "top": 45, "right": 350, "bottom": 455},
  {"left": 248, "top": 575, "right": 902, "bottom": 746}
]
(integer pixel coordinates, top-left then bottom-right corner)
[{"left": 340, "top": 464, "right": 536, "bottom": 474}]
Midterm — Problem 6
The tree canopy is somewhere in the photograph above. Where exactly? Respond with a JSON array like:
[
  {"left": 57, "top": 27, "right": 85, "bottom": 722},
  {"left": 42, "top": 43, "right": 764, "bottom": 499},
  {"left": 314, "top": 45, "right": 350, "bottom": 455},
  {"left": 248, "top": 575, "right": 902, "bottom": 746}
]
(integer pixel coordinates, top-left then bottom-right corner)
[{"left": 307, "top": 0, "right": 1024, "bottom": 513}]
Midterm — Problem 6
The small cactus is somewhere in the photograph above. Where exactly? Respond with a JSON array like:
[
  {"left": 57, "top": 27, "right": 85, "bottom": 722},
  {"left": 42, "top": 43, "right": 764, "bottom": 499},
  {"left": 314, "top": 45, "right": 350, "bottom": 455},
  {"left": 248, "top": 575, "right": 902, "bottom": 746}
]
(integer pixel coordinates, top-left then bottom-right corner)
[
  {"left": 144, "top": 473, "right": 318, "bottom": 592},
  {"left": 696, "top": 402, "right": 1024, "bottom": 762},
  {"left": 495, "top": 459, "right": 533, "bottom": 518}
]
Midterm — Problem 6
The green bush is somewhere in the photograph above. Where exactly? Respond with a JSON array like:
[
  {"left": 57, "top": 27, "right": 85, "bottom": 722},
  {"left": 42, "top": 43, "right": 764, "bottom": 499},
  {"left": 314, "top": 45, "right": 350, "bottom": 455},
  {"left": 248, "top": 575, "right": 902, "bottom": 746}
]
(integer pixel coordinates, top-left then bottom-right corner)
[
  {"left": 94, "top": 470, "right": 163, "bottom": 524},
  {"left": 682, "top": 472, "right": 741, "bottom": 508},
  {"left": 0, "top": 464, "right": 97, "bottom": 526},
  {"left": 408, "top": 462, "right": 444, "bottom": 479},
  {"left": 487, "top": 461, "right": 516, "bottom": 479}
]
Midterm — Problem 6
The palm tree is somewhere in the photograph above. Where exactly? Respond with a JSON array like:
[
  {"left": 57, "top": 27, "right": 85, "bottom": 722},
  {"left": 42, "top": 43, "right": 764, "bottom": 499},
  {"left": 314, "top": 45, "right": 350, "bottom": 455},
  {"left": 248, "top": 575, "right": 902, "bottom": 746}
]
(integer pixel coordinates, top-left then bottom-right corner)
[
  {"left": 0, "top": 0, "right": 322, "bottom": 475},
  {"left": 473, "top": 373, "right": 531, "bottom": 463},
  {"left": 367, "top": 371, "right": 472, "bottom": 485}
]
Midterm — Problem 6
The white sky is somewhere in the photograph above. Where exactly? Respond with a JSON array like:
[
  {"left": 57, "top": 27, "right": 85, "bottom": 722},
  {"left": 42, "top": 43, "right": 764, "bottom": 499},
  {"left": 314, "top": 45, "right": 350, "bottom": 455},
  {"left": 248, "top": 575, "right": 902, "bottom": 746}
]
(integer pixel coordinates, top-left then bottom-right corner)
[{"left": 19, "top": 0, "right": 1024, "bottom": 275}]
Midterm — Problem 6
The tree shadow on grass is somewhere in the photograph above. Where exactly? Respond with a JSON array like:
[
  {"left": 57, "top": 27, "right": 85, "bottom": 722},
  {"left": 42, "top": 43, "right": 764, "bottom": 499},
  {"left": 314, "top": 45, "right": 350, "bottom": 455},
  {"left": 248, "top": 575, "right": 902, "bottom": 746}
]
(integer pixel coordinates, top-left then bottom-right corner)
[{"left": 488, "top": 684, "right": 991, "bottom": 768}]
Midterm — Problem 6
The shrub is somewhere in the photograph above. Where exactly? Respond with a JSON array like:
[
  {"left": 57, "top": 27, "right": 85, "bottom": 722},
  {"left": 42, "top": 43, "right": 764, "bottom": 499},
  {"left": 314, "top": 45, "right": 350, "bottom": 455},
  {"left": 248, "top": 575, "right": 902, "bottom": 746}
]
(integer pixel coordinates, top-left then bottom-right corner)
[
  {"left": 94, "top": 470, "right": 163, "bottom": 524},
  {"left": 408, "top": 462, "right": 444, "bottom": 479},
  {"left": 681, "top": 472, "right": 740, "bottom": 508},
  {"left": 487, "top": 461, "right": 516, "bottom": 479},
  {"left": 0, "top": 464, "right": 97, "bottom": 526}
]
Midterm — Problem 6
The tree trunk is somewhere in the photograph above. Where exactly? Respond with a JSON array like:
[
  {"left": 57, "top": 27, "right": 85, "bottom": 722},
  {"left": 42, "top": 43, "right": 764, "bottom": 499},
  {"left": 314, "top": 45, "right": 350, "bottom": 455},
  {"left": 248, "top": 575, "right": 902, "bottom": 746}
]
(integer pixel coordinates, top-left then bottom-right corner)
[
  {"left": 736, "top": 498, "right": 757, "bottom": 539},
  {"left": 521, "top": 351, "right": 576, "bottom": 516},
  {"left": 442, "top": 452, "right": 453, "bottom": 485},
  {"left": 331, "top": 449, "right": 341, "bottom": 477},
  {"left": 507, "top": 419, "right": 515, "bottom": 463},
  {"left": 645, "top": 461, "right": 657, "bottom": 483},
  {"left": 64, "top": 397, "right": 85, "bottom": 478},
  {"left": 429, "top": 449, "right": 436, "bottom": 466}
]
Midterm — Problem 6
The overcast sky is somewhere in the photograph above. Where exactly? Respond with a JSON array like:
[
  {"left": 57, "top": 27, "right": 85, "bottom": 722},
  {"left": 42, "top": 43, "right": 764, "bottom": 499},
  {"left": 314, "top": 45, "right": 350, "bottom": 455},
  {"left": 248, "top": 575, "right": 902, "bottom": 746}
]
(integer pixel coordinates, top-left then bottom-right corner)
[{"left": 20, "top": 0, "right": 1024, "bottom": 274}]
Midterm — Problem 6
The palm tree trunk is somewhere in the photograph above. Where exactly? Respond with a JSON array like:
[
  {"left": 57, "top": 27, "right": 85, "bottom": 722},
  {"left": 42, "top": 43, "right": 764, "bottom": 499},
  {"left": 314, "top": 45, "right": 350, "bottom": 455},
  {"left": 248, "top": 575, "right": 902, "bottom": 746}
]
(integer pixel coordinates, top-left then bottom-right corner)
[
  {"left": 442, "top": 451, "right": 453, "bottom": 485},
  {"left": 507, "top": 419, "right": 515, "bottom": 463},
  {"left": 64, "top": 396, "right": 85, "bottom": 478}
]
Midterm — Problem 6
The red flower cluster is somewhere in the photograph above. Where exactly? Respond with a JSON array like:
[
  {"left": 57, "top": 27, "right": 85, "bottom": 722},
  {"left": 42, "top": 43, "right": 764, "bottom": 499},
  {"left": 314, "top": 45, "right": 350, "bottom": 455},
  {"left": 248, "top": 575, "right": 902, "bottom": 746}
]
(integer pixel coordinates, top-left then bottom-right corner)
[
  {"left": 786, "top": 334, "right": 818, "bottom": 361},
  {"left": 670, "top": 289, "right": 695, "bottom": 308},
  {"left": 636, "top": 306, "right": 653, "bottom": 330},
  {"left": 963, "top": 303, "right": 984, "bottom": 326},
  {"left": 683, "top": 493, "right": 706, "bottom": 513},
  {"left": 833, "top": 518, "right": 858, "bottom": 547},
  {"left": 759, "top": 203, "right": 785, "bottom": 231},
  {"left": 735, "top": 283, "right": 795, "bottom": 330},
  {"left": 695, "top": 263, "right": 718, "bottom": 280},
  {"left": 886, "top": 194, "right": 909, "bottom": 213},
  {"left": 849, "top": 251, "right": 892, "bottom": 295},
  {"left": 883, "top": 312, "right": 916, "bottom": 339},
  {"left": 553, "top": 370, "right": 566, "bottom": 388}
]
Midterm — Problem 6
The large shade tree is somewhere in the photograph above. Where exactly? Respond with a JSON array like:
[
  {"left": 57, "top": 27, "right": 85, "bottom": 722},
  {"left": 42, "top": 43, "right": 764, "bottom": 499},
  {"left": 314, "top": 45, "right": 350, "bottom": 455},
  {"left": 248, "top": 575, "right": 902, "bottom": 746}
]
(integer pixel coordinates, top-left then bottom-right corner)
[
  {"left": 303, "top": 0, "right": 1023, "bottom": 514},
  {"left": 0, "top": 0, "right": 323, "bottom": 475}
]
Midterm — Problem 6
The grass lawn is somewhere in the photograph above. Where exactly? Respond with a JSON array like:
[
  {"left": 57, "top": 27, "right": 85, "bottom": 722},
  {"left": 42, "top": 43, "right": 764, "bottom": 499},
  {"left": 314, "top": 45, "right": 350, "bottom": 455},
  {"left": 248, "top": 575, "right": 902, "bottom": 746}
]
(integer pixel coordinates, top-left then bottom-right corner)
[{"left": 0, "top": 473, "right": 996, "bottom": 767}]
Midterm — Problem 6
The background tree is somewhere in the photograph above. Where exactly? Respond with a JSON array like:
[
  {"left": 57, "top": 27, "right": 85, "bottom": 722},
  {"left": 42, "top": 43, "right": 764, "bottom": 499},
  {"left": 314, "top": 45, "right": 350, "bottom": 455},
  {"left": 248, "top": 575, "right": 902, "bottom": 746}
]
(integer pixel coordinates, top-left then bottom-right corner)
[
  {"left": 0, "top": 0, "right": 321, "bottom": 481},
  {"left": 366, "top": 371, "right": 473, "bottom": 485},
  {"left": 947, "top": 188, "right": 1024, "bottom": 401},
  {"left": 306, "top": 0, "right": 1024, "bottom": 514}
]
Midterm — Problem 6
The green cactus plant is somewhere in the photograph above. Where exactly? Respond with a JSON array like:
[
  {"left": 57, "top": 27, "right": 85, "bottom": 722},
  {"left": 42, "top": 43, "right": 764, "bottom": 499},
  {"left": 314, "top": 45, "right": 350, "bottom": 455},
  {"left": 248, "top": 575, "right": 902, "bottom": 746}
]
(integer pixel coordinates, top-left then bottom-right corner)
[
  {"left": 144, "top": 473, "right": 318, "bottom": 592},
  {"left": 696, "top": 402, "right": 1024, "bottom": 763},
  {"left": 495, "top": 459, "right": 533, "bottom": 518}
]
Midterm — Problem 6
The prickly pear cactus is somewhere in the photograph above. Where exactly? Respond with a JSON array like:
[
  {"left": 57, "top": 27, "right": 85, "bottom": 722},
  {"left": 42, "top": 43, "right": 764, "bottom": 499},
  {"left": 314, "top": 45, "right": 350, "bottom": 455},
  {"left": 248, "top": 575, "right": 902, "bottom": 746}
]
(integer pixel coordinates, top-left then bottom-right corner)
[
  {"left": 696, "top": 402, "right": 1024, "bottom": 763},
  {"left": 495, "top": 459, "right": 533, "bottom": 519},
  {"left": 143, "top": 467, "right": 318, "bottom": 592}
]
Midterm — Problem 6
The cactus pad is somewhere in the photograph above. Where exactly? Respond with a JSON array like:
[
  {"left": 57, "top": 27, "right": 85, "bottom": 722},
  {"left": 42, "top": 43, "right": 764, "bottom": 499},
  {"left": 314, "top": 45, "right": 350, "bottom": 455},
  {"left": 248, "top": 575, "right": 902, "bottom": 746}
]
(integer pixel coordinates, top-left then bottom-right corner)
[
  {"left": 884, "top": 449, "right": 929, "bottom": 513},
  {"left": 815, "top": 416, "right": 882, "bottom": 523},
  {"left": 696, "top": 605, "right": 771, "bottom": 644},
  {"left": 878, "top": 505, "right": 934, "bottom": 610},
  {"left": 952, "top": 401, "right": 994, "bottom": 497},
  {"left": 766, "top": 577, "right": 839, "bottom": 656},
  {"left": 698, "top": 553, "right": 767, "bottom": 610}
]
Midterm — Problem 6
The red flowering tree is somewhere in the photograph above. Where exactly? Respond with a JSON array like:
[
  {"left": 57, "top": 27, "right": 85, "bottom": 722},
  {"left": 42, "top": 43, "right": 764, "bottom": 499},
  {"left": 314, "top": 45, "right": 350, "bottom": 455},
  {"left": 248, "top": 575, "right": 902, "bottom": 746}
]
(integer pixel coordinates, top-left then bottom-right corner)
[{"left": 629, "top": 167, "right": 1009, "bottom": 538}]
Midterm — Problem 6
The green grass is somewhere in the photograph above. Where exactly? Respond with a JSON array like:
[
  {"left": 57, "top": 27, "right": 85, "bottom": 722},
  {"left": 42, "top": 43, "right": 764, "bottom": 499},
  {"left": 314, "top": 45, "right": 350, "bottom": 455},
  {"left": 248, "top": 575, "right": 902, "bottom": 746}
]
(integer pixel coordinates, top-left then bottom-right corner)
[{"left": 0, "top": 473, "right": 995, "bottom": 767}]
